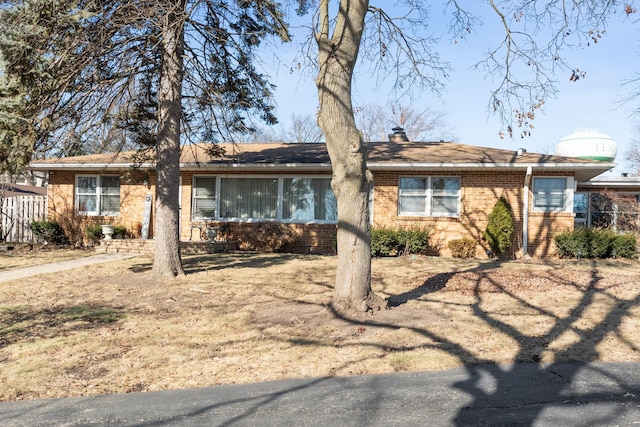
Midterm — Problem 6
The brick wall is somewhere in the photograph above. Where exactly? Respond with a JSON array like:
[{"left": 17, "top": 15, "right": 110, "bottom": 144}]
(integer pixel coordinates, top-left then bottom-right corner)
[
  {"left": 373, "top": 170, "right": 525, "bottom": 258},
  {"left": 46, "top": 168, "right": 575, "bottom": 258},
  {"left": 47, "top": 170, "right": 155, "bottom": 244}
]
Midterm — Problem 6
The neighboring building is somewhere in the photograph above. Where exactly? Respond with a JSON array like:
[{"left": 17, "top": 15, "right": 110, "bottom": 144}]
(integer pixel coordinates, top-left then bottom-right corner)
[{"left": 28, "top": 130, "right": 618, "bottom": 258}]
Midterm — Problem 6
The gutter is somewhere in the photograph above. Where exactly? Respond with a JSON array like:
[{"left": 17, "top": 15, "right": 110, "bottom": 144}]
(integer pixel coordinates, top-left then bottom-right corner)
[{"left": 522, "top": 166, "right": 532, "bottom": 259}]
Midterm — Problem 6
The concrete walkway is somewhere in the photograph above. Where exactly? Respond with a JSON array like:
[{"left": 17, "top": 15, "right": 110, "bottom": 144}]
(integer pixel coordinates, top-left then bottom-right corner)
[
  {"left": 0, "top": 362, "right": 639, "bottom": 426},
  {"left": 0, "top": 253, "right": 137, "bottom": 283}
]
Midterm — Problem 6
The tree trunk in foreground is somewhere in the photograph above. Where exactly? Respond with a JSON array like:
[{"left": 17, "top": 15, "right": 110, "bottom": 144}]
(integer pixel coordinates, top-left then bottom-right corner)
[
  {"left": 152, "top": 1, "right": 186, "bottom": 279},
  {"left": 315, "top": 0, "right": 385, "bottom": 313}
]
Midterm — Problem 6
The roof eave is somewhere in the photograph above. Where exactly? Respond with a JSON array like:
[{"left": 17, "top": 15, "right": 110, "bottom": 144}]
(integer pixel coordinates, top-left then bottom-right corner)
[{"left": 28, "top": 163, "right": 155, "bottom": 171}]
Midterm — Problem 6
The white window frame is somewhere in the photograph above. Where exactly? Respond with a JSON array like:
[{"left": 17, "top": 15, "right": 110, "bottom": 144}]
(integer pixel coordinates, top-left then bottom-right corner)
[
  {"left": 532, "top": 176, "right": 574, "bottom": 213},
  {"left": 75, "top": 174, "right": 121, "bottom": 216},
  {"left": 191, "top": 176, "right": 217, "bottom": 220},
  {"left": 398, "top": 176, "right": 461, "bottom": 217}
]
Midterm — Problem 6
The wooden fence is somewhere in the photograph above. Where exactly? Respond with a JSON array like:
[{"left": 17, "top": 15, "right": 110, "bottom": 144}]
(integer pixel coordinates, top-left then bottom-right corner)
[{"left": 1, "top": 195, "right": 47, "bottom": 243}]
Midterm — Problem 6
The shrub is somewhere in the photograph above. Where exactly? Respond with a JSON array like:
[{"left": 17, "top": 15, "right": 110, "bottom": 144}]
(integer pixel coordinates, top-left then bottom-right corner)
[
  {"left": 240, "top": 223, "right": 295, "bottom": 253},
  {"left": 30, "top": 220, "right": 68, "bottom": 245},
  {"left": 554, "top": 227, "right": 634, "bottom": 259},
  {"left": 483, "top": 197, "right": 514, "bottom": 255},
  {"left": 612, "top": 234, "right": 638, "bottom": 259},
  {"left": 448, "top": 238, "right": 476, "bottom": 259},
  {"left": 397, "top": 227, "right": 431, "bottom": 255},
  {"left": 371, "top": 227, "right": 400, "bottom": 257},
  {"left": 589, "top": 228, "right": 616, "bottom": 258},
  {"left": 370, "top": 227, "right": 431, "bottom": 257},
  {"left": 85, "top": 225, "right": 103, "bottom": 244},
  {"left": 113, "top": 225, "right": 127, "bottom": 239}
]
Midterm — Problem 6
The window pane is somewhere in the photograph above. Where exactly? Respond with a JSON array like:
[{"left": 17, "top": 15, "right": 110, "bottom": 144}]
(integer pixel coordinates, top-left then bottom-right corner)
[
  {"left": 282, "top": 178, "right": 336, "bottom": 221},
  {"left": 100, "top": 176, "right": 120, "bottom": 215},
  {"left": 194, "top": 177, "right": 215, "bottom": 197},
  {"left": 78, "top": 195, "right": 97, "bottom": 212},
  {"left": 77, "top": 176, "right": 97, "bottom": 193},
  {"left": 432, "top": 196, "right": 459, "bottom": 216},
  {"left": 432, "top": 177, "right": 460, "bottom": 194},
  {"left": 194, "top": 198, "right": 216, "bottom": 219},
  {"left": 220, "top": 177, "right": 277, "bottom": 219},
  {"left": 101, "top": 176, "right": 120, "bottom": 195},
  {"left": 574, "top": 193, "right": 588, "bottom": 219},
  {"left": 533, "top": 178, "right": 566, "bottom": 209},
  {"left": 399, "top": 195, "right": 426, "bottom": 213},
  {"left": 101, "top": 195, "right": 120, "bottom": 214},
  {"left": 400, "top": 177, "right": 427, "bottom": 190}
]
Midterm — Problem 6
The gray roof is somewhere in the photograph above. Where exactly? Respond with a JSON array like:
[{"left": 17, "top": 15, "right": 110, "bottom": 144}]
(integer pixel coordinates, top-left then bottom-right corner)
[{"left": 28, "top": 141, "right": 615, "bottom": 181}]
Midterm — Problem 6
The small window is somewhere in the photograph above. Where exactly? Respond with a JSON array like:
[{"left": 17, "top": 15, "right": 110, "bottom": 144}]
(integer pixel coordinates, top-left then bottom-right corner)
[
  {"left": 533, "top": 177, "right": 568, "bottom": 211},
  {"left": 192, "top": 176, "right": 216, "bottom": 220},
  {"left": 75, "top": 175, "right": 120, "bottom": 216},
  {"left": 398, "top": 176, "right": 460, "bottom": 217}
]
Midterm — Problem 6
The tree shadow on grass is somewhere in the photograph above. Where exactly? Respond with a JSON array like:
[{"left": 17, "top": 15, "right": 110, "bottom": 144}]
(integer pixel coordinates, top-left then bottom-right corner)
[
  {"left": 128, "top": 253, "right": 308, "bottom": 274},
  {"left": 0, "top": 304, "right": 126, "bottom": 349}
]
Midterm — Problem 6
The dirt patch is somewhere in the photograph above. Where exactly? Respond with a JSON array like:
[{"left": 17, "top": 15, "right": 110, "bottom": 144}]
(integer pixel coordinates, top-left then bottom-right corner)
[{"left": 1, "top": 252, "right": 639, "bottom": 401}]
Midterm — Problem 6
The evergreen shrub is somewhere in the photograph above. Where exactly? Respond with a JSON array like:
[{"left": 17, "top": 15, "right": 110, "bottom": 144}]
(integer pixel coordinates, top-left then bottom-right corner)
[
  {"left": 483, "top": 197, "right": 515, "bottom": 255},
  {"left": 29, "top": 220, "right": 68, "bottom": 245},
  {"left": 371, "top": 227, "right": 431, "bottom": 257},
  {"left": 554, "top": 227, "right": 636, "bottom": 259}
]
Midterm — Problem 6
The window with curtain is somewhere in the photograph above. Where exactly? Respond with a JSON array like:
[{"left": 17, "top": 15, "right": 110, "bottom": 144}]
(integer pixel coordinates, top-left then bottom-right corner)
[
  {"left": 398, "top": 176, "right": 460, "bottom": 217},
  {"left": 192, "top": 176, "right": 216, "bottom": 219},
  {"left": 220, "top": 177, "right": 278, "bottom": 219},
  {"left": 282, "top": 177, "right": 337, "bottom": 221},
  {"left": 533, "top": 177, "right": 567, "bottom": 211},
  {"left": 75, "top": 175, "right": 120, "bottom": 216}
]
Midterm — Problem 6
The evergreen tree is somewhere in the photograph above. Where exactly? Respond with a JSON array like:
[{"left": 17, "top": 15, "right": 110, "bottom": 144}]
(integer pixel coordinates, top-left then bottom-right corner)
[{"left": 0, "top": 0, "right": 298, "bottom": 278}]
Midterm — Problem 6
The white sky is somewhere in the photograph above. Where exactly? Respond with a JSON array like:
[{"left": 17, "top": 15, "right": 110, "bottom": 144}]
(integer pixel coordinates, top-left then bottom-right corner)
[{"left": 261, "top": 3, "right": 639, "bottom": 175}]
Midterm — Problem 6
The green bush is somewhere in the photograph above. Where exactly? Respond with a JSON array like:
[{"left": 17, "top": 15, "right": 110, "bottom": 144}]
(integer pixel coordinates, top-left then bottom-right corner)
[
  {"left": 554, "top": 227, "right": 635, "bottom": 259},
  {"left": 30, "top": 220, "right": 68, "bottom": 245},
  {"left": 397, "top": 227, "right": 431, "bottom": 255},
  {"left": 483, "top": 197, "right": 515, "bottom": 255},
  {"left": 448, "top": 238, "right": 477, "bottom": 259},
  {"left": 612, "top": 234, "right": 638, "bottom": 259},
  {"left": 85, "top": 225, "right": 103, "bottom": 244},
  {"left": 590, "top": 228, "right": 616, "bottom": 258},
  {"left": 371, "top": 227, "right": 400, "bottom": 257},
  {"left": 113, "top": 225, "right": 127, "bottom": 239},
  {"left": 371, "top": 227, "right": 431, "bottom": 257}
]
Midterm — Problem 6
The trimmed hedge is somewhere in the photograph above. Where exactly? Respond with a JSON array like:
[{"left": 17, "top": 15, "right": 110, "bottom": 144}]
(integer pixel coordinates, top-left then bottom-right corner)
[
  {"left": 554, "top": 227, "right": 637, "bottom": 259},
  {"left": 371, "top": 227, "right": 431, "bottom": 257}
]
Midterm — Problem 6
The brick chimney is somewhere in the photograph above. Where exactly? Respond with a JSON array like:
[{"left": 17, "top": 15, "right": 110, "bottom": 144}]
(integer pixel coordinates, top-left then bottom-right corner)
[{"left": 388, "top": 126, "right": 409, "bottom": 142}]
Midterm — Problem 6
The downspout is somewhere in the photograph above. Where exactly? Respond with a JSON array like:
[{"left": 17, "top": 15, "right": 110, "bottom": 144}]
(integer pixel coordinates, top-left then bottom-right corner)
[{"left": 522, "top": 166, "right": 532, "bottom": 259}]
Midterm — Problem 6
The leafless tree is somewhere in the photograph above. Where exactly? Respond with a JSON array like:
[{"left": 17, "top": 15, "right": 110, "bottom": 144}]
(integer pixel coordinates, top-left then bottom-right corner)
[{"left": 355, "top": 103, "right": 454, "bottom": 142}]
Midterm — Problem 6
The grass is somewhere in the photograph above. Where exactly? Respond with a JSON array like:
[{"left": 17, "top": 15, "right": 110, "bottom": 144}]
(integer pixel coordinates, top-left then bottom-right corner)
[
  {"left": 0, "top": 244, "right": 93, "bottom": 271},
  {"left": 0, "top": 250, "right": 639, "bottom": 401}
]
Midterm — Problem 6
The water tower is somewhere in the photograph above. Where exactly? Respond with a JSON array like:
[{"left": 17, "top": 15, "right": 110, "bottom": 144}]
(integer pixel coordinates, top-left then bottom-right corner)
[{"left": 555, "top": 128, "right": 617, "bottom": 161}]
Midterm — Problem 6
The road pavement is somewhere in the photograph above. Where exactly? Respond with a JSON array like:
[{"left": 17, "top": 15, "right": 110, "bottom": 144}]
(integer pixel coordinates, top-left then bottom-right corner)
[{"left": 1, "top": 362, "right": 639, "bottom": 426}]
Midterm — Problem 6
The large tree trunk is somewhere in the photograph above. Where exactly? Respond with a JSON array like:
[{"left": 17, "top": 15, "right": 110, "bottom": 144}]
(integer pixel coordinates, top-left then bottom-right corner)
[
  {"left": 152, "top": 1, "right": 186, "bottom": 279},
  {"left": 315, "top": 0, "right": 385, "bottom": 313}
]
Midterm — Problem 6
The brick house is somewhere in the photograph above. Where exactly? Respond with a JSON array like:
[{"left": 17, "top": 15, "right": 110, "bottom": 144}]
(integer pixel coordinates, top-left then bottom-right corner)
[{"left": 28, "top": 133, "right": 615, "bottom": 258}]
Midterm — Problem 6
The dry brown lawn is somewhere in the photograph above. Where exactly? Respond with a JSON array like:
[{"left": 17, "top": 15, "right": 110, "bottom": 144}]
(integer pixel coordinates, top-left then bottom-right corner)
[{"left": 1, "top": 248, "right": 639, "bottom": 401}]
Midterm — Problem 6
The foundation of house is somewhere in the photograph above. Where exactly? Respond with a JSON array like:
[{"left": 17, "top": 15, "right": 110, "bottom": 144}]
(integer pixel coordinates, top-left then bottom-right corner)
[{"left": 95, "top": 239, "right": 238, "bottom": 256}]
